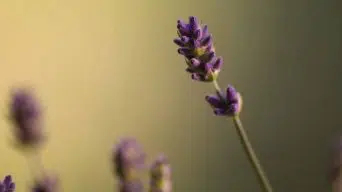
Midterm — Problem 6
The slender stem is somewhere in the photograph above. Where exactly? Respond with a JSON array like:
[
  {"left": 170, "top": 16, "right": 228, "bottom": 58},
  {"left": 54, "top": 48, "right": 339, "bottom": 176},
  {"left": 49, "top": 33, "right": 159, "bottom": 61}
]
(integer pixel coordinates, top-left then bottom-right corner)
[
  {"left": 232, "top": 116, "right": 273, "bottom": 192},
  {"left": 24, "top": 149, "right": 45, "bottom": 179},
  {"left": 34, "top": 149, "right": 45, "bottom": 175},
  {"left": 212, "top": 79, "right": 222, "bottom": 94},
  {"left": 24, "top": 152, "right": 38, "bottom": 178},
  {"left": 211, "top": 79, "right": 273, "bottom": 192}
]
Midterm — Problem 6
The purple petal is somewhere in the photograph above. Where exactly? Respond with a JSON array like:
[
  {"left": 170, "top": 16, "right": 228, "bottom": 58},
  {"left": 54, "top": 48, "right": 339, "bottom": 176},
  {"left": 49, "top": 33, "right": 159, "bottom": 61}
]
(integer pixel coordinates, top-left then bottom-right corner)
[
  {"left": 8, "top": 183, "right": 15, "bottom": 192},
  {"left": 213, "top": 57, "right": 223, "bottom": 71},
  {"left": 226, "top": 85, "right": 238, "bottom": 99},
  {"left": 177, "top": 48, "right": 192, "bottom": 56},
  {"left": 201, "top": 25, "right": 209, "bottom": 37},
  {"left": 177, "top": 20, "right": 189, "bottom": 35},
  {"left": 201, "top": 35, "right": 212, "bottom": 47},
  {"left": 205, "top": 44, "right": 215, "bottom": 53},
  {"left": 190, "top": 58, "right": 200, "bottom": 67},
  {"left": 228, "top": 103, "right": 239, "bottom": 115},
  {"left": 180, "top": 36, "right": 189, "bottom": 43},
  {"left": 173, "top": 38, "right": 184, "bottom": 47},
  {"left": 193, "top": 29, "right": 202, "bottom": 40},
  {"left": 189, "top": 16, "right": 199, "bottom": 31},
  {"left": 3, "top": 175, "right": 12, "bottom": 186},
  {"left": 203, "top": 63, "right": 212, "bottom": 74},
  {"left": 205, "top": 95, "right": 222, "bottom": 108},
  {"left": 188, "top": 39, "right": 200, "bottom": 48},
  {"left": 177, "top": 28, "right": 190, "bottom": 37},
  {"left": 204, "top": 51, "right": 216, "bottom": 64},
  {"left": 177, "top": 20, "right": 187, "bottom": 29}
]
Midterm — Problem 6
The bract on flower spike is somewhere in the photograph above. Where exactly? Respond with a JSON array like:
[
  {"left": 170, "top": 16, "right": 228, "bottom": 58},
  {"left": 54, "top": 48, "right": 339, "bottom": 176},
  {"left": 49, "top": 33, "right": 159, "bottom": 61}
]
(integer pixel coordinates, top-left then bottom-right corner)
[
  {"left": 174, "top": 16, "right": 222, "bottom": 82},
  {"left": 113, "top": 138, "right": 146, "bottom": 192},
  {"left": 149, "top": 155, "right": 172, "bottom": 192},
  {"left": 0, "top": 175, "right": 15, "bottom": 192},
  {"left": 8, "top": 87, "right": 45, "bottom": 149}
]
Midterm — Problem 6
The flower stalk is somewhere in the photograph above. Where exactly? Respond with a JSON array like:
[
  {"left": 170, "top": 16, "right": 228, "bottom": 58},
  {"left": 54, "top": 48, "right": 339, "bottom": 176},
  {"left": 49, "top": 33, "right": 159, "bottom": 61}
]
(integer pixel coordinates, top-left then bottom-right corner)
[
  {"left": 174, "top": 16, "right": 274, "bottom": 192},
  {"left": 212, "top": 79, "right": 273, "bottom": 192}
]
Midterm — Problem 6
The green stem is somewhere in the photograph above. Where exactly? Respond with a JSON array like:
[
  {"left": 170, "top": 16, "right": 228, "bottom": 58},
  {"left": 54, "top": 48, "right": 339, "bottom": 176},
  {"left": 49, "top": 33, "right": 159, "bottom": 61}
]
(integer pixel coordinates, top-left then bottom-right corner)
[
  {"left": 232, "top": 115, "right": 273, "bottom": 192},
  {"left": 212, "top": 80, "right": 273, "bottom": 192}
]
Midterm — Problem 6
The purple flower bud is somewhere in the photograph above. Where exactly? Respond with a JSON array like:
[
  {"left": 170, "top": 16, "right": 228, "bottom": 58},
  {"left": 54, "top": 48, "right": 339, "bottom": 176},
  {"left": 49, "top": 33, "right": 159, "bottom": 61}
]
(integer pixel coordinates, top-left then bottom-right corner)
[
  {"left": 8, "top": 88, "right": 45, "bottom": 148},
  {"left": 31, "top": 174, "right": 59, "bottom": 192},
  {"left": 189, "top": 16, "right": 200, "bottom": 32},
  {"left": 149, "top": 155, "right": 172, "bottom": 192},
  {"left": 174, "top": 16, "right": 222, "bottom": 82},
  {"left": 201, "top": 35, "right": 212, "bottom": 47},
  {"left": 113, "top": 138, "right": 146, "bottom": 180},
  {"left": 205, "top": 85, "right": 243, "bottom": 116},
  {"left": 0, "top": 175, "right": 15, "bottom": 192}
]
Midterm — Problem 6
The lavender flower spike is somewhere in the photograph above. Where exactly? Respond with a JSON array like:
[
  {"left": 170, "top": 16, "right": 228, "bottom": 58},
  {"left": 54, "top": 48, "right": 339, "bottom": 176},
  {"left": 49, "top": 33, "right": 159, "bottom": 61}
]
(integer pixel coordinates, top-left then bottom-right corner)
[
  {"left": 205, "top": 85, "right": 243, "bottom": 116},
  {"left": 149, "top": 155, "right": 172, "bottom": 192},
  {"left": 113, "top": 138, "right": 146, "bottom": 192},
  {"left": 31, "top": 173, "right": 59, "bottom": 192},
  {"left": 0, "top": 175, "right": 15, "bottom": 192},
  {"left": 8, "top": 87, "right": 45, "bottom": 148},
  {"left": 173, "top": 16, "right": 274, "bottom": 192},
  {"left": 174, "top": 16, "right": 222, "bottom": 82}
]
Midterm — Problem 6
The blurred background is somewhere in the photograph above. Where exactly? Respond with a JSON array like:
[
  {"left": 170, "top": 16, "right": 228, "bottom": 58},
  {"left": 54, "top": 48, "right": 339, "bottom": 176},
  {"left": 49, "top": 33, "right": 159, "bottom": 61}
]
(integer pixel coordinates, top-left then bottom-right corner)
[{"left": 0, "top": 0, "right": 341, "bottom": 191}]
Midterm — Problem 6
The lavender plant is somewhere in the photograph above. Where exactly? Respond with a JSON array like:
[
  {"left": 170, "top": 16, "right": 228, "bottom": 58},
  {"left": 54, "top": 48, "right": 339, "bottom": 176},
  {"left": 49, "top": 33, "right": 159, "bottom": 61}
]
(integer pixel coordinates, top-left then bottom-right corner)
[
  {"left": 6, "top": 87, "right": 59, "bottom": 192},
  {"left": 3, "top": 86, "right": 173, "bottom": 192},
  {"left": 113, "top": 138, "right": 172, "bottom": 192},
  {"left": 113, "top": 138, "right": 146, "bottom": 192},
  {"left": 149, "top": 155, "right": 172, "bottom": 192},
  {"left": 8, "top": 88, "right": 45, "bottom": 149},
  {"left": 173, "top": 16, "right": 273, "bottom": 192},
  {"left": 0, "top": 175, "right": 15, "bottom": 192}
]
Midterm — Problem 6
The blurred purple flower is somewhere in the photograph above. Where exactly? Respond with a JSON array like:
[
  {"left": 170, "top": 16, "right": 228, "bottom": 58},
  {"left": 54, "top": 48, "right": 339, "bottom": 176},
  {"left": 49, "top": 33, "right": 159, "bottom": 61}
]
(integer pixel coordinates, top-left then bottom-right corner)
[
  {"left": 149, "top": 155, "right": 172, "bottom": 192},
  {"left": 205, "top": 85, "right": 242, "bottom": 116},
  {"left": 8, "top": 88, "right": 44, "bottom": 147},
  {"left": 31, "top": 174, "right": 59, "bottom": 192},
  {"left": 113, "top": 138, "right": 146, "bottom": 180},
  {"left": 174, "top": 16, "right": 222, "bottom": 82},
  {"left": 118, "top": 179, "right": 144, "bottom": 192},
  {"left": 0, "top": 175, "right": 15, "bottom": 192}
]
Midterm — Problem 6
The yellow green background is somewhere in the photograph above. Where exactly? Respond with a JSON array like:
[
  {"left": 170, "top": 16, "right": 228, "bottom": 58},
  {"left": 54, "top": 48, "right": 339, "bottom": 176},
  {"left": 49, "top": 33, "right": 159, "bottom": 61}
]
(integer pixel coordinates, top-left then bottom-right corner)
[{"left": 0, "top": 0, "right": 341, "bottom": 191}]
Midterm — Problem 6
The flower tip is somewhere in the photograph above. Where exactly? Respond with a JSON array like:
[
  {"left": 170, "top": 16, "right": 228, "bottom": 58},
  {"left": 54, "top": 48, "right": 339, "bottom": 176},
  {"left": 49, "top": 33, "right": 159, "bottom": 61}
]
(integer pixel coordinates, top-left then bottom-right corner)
[
  {"left": 4, "top": 175, "right": 12, "bottom": 181},
  {"left": 189, "top": 16, "right": 197, "bottom": 23},
  {"left": 173, "top": 38, "right": 183, "bottom": 47}
]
